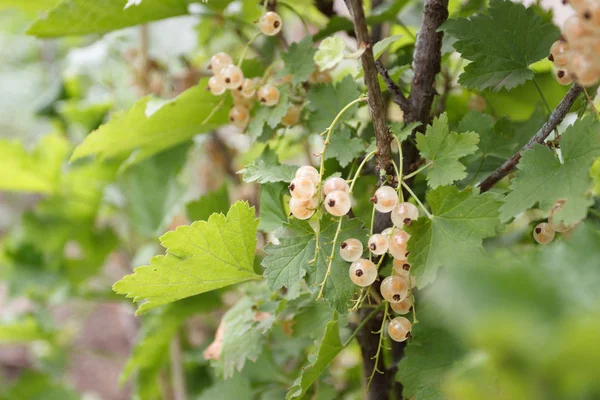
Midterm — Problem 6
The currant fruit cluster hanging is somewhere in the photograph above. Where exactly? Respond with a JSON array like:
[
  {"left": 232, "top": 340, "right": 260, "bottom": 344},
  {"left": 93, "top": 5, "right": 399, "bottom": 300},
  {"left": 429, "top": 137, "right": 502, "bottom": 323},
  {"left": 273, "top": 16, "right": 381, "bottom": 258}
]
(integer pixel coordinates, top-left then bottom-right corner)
[
  {"left": 532, "top": 199, "right": 575, "bottom": 244},
  {"left": 551, "top": 0, "right": 600, "bottom": 86}
]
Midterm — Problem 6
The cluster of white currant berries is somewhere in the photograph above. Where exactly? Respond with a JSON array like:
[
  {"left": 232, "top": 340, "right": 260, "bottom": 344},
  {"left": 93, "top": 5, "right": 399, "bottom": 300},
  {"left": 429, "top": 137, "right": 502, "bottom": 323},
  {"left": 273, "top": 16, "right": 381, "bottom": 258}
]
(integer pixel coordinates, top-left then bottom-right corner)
[
  {"left": 206, "top": 12, "right": 297, "bottom": 130},
  {"left": 532, "top": 199, "right": 575, "bottom": 244},
  {"left": 550, "top": 0, "right": 600, "bottom": 86},
  {"left": 288, "top": 166, "right": 353, "bottom": 219},
  {"left": 340, "top": 186, "right": 419, "bottom": 342}
]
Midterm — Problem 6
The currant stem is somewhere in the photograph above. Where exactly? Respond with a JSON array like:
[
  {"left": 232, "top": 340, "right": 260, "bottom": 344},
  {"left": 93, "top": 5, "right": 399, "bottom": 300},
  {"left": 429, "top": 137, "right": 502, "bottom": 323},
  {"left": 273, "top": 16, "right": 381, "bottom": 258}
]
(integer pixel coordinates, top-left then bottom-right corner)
[
  {"left": 392, "top": 134, "right": 404, "bottom": 202},
  {"left": 201, "top": 97, "right": 225, "bottom": 125},
  {"left": 316, "top": 216, "right": 344, "bottom": 300},
  {"left": 366, "top": 301, "right": 389, "bottom": 391},
  {"left": 237, "top": 32, "right": 262, "bottom": 68},
  {"left": 401, "top": 180, "right": 432, "bottom": 219},
  {"left": 402, "top": 161, "right": 432, "bottom": 180},
  {"left": 345, "top": 302, "right": 385, "bottom": 346}
]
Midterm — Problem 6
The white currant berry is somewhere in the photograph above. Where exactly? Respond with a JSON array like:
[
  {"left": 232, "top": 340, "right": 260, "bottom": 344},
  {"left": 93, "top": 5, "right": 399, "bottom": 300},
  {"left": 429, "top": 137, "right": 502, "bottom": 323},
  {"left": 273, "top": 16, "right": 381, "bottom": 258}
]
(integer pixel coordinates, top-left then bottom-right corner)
[
  {"left": 228, "top": 105, "right": 250, "bottom": 128},
  {"left": 208, "top": 75, "right": 226, "bottom": 96},
  {"left": 289, "top": 177, "right": 316, "bottom": 201},
  {"left": 371, "top": 186, "right": 398, "bottom": 213},
  {"left": 282, "top": 105, "right": 301, "bottom": 126},
  {"left": 259, "top": 12, "right": 282, "bottom": 36},
  {"left": 393, "top": 258, "right": 411, "bottom": 278},
  {"left": 391, "top": 202, "right": 419, "bottom": 228},
  {"left": 295, "top": 166, "right": 320, "bottom": 185},
  {"left": 549, "top": 40, "right": 570, "bottom": 68},
  {"left": 289, "top": 197, "right": 317, "bottom": 220},
  {"left": 325, "top": 190, "right": 351, "bottom": 217},
  {"left": 220, "top": 65, "right": 244, "bottom": 89},
  {"left": 209, "top": 52, "right": 233, "bottom": 74},
  {"left": 388, "top": 229, "right": 410, "bottom": 259},
  {"left": 368, "top": 234, "right": 389, "bottom": 256},
  {"left": 257, "top": 84, "right": 280, "bottom": 106},
  {"left": 340, "top": 238, "right": 363, "bottom": 262},
  {"left": 390, "top": 296, "right": 413, "bottom": 315},
  {"left": 576, "top": 1, "right": 600, "bottom": 27},
  {"left": 533, "top": 222, "right": 555, "bottom": 244},
  {"left": 380, "top": 275, "right": 409, "bottom": 303},
  {"left": 556, "top": 70, "right": 574, "bottom": 85},
  {"left": 381, "top": 227, "right": 394, "bottom": 237},
  {"left": 349, "top": 259, "right": 378, "bottom": 287},
  {"left": 239, "top": 78, "right": 257, "bottom": 98},
  {"left": 388, "top": 316, "right": 412, "bottom": 342},
  {"left": 569, "top": 53, "right": 599, "bottom": 86},
  {"left": 323, "top": 177, "right": 349, "bottom": 196},
  {"left": 564, "top": 16, "right": 594, "bottom": 45}
]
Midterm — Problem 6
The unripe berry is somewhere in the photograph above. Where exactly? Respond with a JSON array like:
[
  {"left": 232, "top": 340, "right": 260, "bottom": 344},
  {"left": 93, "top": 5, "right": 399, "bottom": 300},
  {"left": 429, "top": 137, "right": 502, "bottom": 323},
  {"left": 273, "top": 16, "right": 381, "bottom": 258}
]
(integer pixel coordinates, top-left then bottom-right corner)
[
  {"left": 228, "top": 105, "right": 250, "bottom": 128},
  {"left": 325, "top": 190, "right": 351, "bottom": 217},
  {"left": 388, "top": 316, "right": 412, "bottom": 342},
  {"left": 549, "top": 40, "right": 570, "bottom": 68},
  {"left": 391, "top": 202, "right": 419, "bottom": 227},
  {"left": 323, "top": 177, "right": 349, "bottom": 196},
  {"left": 281, "top": 105, "right": 301, "bottom": 127},
  {"left": 556, "top": 70, "right": 573, "bottom": 85},
  {"left": 368, "top": 234, "right": 389, "bottom": 256},
  {"left": 371, "top": 185, "right": 398, "bottom": 213},
  {"left": 533, "top": 222, "right": 555, "bottom": 244},
  {"left": 289, "top": 177, "right": 316, "bottom": 201},
  {"left": 295, "top": 166, "right": 320, "bottom": 185},
  {"left": 349, "top": 259, "right": 378, "bottom": 287},
  {"left": 390, "top": 296, "right": 413, "bottom": 315},
  {"left": 209, "top": 52, "right": 233, "bottom": 74},
  {"left": 380, "top": 275, "right": 409, "bottom": 303},
  {"left": 257, "top": 84, "right": 280, "bottom": 106},
  {"left": 239, "top": 78, "right": 257, "bottom": 98},
  {"left": 289, "top": 196, "right": 317, "bottom": 220},
  {"left": 208, "top": 75, "right": 225, "bottom": 95},
  {"left": 220, "top": 65, "right": 244, "bottom": 89},
  {"left": 309, "top": 69, "right": 332, "bottom": 84},
  {"left": 340, "top": 238, "right": 363, "bottom": 262},
  {"left": 259, "top": 12, "right": 283, "bottom": 36}
]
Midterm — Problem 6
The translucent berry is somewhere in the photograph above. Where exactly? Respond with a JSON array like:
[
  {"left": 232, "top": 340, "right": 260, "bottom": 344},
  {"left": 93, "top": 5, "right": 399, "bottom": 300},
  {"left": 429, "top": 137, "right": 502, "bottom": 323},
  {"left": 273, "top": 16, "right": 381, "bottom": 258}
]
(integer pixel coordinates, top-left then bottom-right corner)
[
  {"left": 533, "top": 222, "right": 555, "bottom": 244},
  {"left": 564, "top": 16, "right": 593, "bottom": 45},
  {"left": 259, "top": 12, "right": 283, "bottom": 36},
  {"left": 281, "top": 105, "right": 301, "bottom": 126},
  {"left": 391, "top": 202, "right": 419, "bottom": 228},
  {"left": 392, "top": 258, "right": 411, "bottom": 279},
  {"left": 549, "top": 40, "right": 570, "bottom": 68},
  {"left": 295, "top": 166, "right": 320, "bottom": 185},
  {"left": 569, "top": 53, "right": 599, "bottom": 86},
  {"left": 228, "top": 105, "right": 250, "bottom": 128},
  {"left": 368, "top": 234, "right": 389, "bottom": 256},
  {"left": 208, "top": 75, "right": 225, "bottom": 96},
  {"left": 289, "top": 196, "right": 317, "bottom": 220},
  {"left": 576, "top": 1, "right": 600, "bottom": 26},
  {"left": 381, "top": 227, "right": 393, "bottom": 237},
  {"left": 556, "top": 70, "right": 573, "bottom": 86},
  {"left": 371, "top": 186, "right": 398, "bottom": 213},
  {"left": 309, "top": 70, "right": 332, "bottom": 84},
  {"left": 388, "top": 229, "right": 410, "bottom": 259},
  {"left": 380, "top": 275, "right": 409, "bottom": 303},
  {"left": 323, "top": 177, "right": 349, "bottom": 196},
  {"left": 289, "top": 177, "right": 316, "bottom": 201},
  {"left": 388, "top": 316, "right": 412, "bottom": 342},
  {"left": 340, "top": 238, "right": 363, "bottom": 262},
  {"left": 209, "top": 52, "right": 232, "bottom": 74},
  {"left": 220, "top": 65, "right": 244, "bottom": 89},
  {"left": 239, "top": 78, "right": 256, "bottom": 98},
  {"left": 257, "top": 84, "right": 280, "bottom": 106},
  {"left": 325, "top": 190, "right": 351, "bottom": 217},
  {"left": 390, "top": 296, "right": 413, "bottom": 315},
  {"left": 349, "top": 259, "right": 378, "bottom": 287}
]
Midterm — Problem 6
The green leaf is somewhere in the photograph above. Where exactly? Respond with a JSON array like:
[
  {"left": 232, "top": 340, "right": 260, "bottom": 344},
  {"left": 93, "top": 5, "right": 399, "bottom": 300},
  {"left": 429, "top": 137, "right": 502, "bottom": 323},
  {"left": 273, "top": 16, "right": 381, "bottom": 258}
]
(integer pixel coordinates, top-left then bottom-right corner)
[
  {"left": 0, "top": 132, "right": 69, "bottom": 194},
  {"left": 286, "top": 317, "right": 344, "bottom": 399},
  {"left": 113, "top": 201, "right": 261, "bottom": 314},
  {"left": 0, "top": 318, "right": 48, "bottom": 343},
  {"left": 391, "top": 121, "right": 421, "bottom": 142},
  {"left": 238, "top": 147, "right": 297, "bottom": 184},
  {"left": 500, "top": 117, "right": 600, "bottom": 225},
  {"left": 258, "top": 182, "right": 287, "bottom": 232},
  {"left": 279, "top": 36, "right": 317, "bottom": 85},
  {"left": 186, "top": 185, "right": 230, "bottom": 222},
  {"left": 263, "top": 215, "right": 367, "bottom": 312},
  {"left": 442, "top": 0, "right": 560, "bottom": 91},
  {"left": 3, "top": 372, "right": 79, "bottom": 400},
  {"left": 0, "top": 0, "right": 58, "bottom": 14},
  {"left": 246, "top": 86, "right": 291, "bottom": 142},
  {"left": 198, "top": 375, "right": 252, "bottom": 400},
  {"left": 416, "top": 113, "right": 479, "bottom": 188},
  {"left": 324, "top": 127, "right": 365, "bottom": 167},
  {"left": 591, "top": 158, "right": 600, "bottom": 196},
  {"left": 397, "top": 307, "right": 464, "bottom": 400},
  {"left": 407, "top": 186, "right": 502, "bottom": 287},
  {"left": 314, "top": 36, "right": 345, "bottom": 71},
  {"left": 71, "top": 80, "right": 228, "bottom": 164},
  {"left": 27, "top": 0, "right": 195, "bottom": 37},
  {"left": 306, "top": 75, "right": 361, "bottom": 133}
]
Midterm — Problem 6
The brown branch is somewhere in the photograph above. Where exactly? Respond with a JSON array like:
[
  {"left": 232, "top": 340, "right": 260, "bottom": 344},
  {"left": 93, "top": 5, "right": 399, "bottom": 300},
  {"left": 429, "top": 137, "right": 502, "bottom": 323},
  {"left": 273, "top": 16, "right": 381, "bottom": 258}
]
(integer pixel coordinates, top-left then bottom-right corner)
[
  {"left": 375, "top": 59, "right": 409, "bottom": 113},
  {"left": 479, "top": 84, "right": 583, "bottom": 193}
]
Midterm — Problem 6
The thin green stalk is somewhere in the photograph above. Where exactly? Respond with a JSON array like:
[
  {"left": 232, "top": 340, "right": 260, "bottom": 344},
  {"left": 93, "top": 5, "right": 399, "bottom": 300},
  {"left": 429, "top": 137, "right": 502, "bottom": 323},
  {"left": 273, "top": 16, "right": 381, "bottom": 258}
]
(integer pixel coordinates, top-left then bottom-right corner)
[
  {"left": 402, "top": 161, "right": 432, "bottom": 181},
  {"left": 317, "top": 215, "right": 344, "bottom": 300},
  {"left": 392, "top": 134, "right": 404, "bottom": 202},
  {"left": 366, "top": 301, "right": 389, "bottom": 391},
  {"left": 237, "top": 32, "right": 261, "bottom": 68},
  {"left": 533, "top": 77, "right": 561, "bottom": 139},
  {"left": 344, "top": 302, "right": 386, "bottom": 345},
  {"left": 278, "top": 1, "right": 309, "bottom": 33},
  {"left": 401, "top": 181, "right": 432, "bottom": 218}
]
